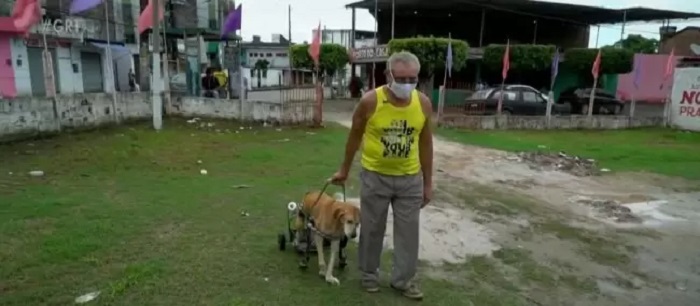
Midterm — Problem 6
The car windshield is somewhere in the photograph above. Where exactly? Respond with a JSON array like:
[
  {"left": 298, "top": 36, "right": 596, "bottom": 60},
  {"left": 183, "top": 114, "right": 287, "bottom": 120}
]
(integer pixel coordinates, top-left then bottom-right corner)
[{"left": 469, "top": 89, "right": 492, "bottom": 99}]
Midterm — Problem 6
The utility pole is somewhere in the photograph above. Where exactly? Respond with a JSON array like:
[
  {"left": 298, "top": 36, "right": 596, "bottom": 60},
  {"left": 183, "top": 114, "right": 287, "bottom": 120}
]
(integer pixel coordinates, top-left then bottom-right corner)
[
  {"left": 152, "top": 0, "right": 163, "bottom": 130},
  {"left": 288, "top": 4, "right": 293, "bottom": 85}
]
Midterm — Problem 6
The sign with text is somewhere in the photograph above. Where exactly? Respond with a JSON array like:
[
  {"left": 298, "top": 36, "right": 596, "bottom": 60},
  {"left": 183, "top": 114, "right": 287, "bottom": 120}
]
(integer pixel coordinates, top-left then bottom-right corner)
[
  {"left": 30, "top": 17, "right": 102, "bottom": 41},
  {"left": 351, "top": 45, "right": 388, "bottom": 63},
  {"left": 670, "top": 67, "right": 700, "bottom": 131}
]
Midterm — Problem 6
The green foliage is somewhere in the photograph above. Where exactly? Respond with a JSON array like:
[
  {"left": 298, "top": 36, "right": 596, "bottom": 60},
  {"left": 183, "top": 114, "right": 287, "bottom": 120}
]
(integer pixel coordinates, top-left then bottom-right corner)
[
  {"left": 290, "top": 43, "right": 349, "bottom": 78},
  {"left": 387, "top": 37, "right": 469, "bottom": 77},
  {"left": 605, "top": 34, "right": 658, "bottom": 54},
  {"left": 482, "top": 44, "right": 556, "bottom": 72},
  {"left": 253, "top": 59, "right": 269, "bottom": 78},
  {"left": 563, "top": 47, "right": 634, "bottom": 75}
]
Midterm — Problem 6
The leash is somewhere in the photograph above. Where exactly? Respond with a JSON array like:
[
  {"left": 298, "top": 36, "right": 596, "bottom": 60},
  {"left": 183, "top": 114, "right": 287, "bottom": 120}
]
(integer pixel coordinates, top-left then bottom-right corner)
[{"left": 304, "top": 181, "right": 346, "bottom": 240}]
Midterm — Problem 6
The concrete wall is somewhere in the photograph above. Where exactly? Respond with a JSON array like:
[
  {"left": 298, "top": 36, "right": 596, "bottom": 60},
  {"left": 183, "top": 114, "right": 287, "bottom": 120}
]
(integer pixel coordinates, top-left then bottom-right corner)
[
  {"left": 1, "top": 92, "right": 314, "bottom": 142},
  {"left": 248, "top": 86, "right": 330, "bottom": 103},
  {"left": 440, "top": 115, "right": 664, "bottom": 130}
]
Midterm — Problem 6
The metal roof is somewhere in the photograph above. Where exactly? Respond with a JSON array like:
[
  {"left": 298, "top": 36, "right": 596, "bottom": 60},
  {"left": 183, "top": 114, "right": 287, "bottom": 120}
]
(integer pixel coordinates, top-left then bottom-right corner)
[{"left": 345, "top": 0, "right": 700, "bottom": 25}]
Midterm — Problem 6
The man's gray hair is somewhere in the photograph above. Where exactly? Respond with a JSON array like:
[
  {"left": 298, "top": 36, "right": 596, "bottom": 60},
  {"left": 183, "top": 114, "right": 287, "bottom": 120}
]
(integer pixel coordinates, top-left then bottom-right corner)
[{"left": 387, "top": 51, "right": 421, "bottom": 71}]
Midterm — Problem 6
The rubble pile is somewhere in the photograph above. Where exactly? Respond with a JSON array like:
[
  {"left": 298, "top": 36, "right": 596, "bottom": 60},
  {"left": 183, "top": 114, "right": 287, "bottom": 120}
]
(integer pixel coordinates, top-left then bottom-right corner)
[
  {"left": 515, "top": 151, "right": 599, "bottom": 176},
  {"left": 571, "top": 196, "right": 642, "bottom": 223}
]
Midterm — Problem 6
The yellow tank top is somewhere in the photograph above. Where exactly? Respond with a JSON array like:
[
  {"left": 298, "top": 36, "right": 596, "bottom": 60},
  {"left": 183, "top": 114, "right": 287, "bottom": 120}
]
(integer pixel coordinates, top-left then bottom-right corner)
[{"left": 361, "top": 86, "right": 425, "bottom": 176}]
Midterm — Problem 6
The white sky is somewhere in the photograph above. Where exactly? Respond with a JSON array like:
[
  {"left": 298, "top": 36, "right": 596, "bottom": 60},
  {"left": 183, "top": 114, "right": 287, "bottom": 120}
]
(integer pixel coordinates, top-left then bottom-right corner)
[{"left": 235, "top": 0, "right": 700, "bottom": 47}]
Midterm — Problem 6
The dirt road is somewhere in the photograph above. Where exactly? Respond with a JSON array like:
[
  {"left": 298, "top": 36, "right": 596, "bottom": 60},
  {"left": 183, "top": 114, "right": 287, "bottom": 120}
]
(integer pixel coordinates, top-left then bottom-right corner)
[{"left": 324, "top": 100, "right": 700, "bottom": 306}]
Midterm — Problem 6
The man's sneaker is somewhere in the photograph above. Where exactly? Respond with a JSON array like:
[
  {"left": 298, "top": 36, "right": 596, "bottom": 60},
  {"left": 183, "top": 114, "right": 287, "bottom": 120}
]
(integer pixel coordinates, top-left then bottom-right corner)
[
  {"left": 391, "top": 283, "right": 424, "bottom": 300},
  {"left": 362, "top": 282, "right": 380, "bottom": 293}
]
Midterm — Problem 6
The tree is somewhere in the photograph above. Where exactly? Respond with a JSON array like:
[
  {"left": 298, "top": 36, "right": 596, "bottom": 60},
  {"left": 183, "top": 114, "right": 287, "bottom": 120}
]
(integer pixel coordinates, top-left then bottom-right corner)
[
  {"left": 563, "top": 47, "right": 634, "bottom": 76},
  {"left": 606, "top": 34, "right": 658, "bottom": 54},
  {"left": 251, "top": 59, "right": 269, "bottom": 88},
  {"left": 482, "top": 44, "right": 556, "bottom": 72},
  {"left": 290, "top": 43, "right": 349, "bottom": 80},
  {"left": 387, "top": 37, "right": 469, "bottom": 93}
]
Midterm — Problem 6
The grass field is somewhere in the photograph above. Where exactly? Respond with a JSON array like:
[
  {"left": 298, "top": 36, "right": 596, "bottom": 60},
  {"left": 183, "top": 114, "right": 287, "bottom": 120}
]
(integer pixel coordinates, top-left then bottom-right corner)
[
  {"left": 0, "top": 119, "right": 519, "bottom": 306},
  {"left": 438, "top": 128, "right": 700, "bottom": 180}
]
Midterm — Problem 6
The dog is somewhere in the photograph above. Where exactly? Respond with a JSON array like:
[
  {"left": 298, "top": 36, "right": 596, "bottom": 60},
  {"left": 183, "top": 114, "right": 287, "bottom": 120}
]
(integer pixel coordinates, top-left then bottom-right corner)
[{"left": 295, "top": 191, "right": 360, "bottom": 285}]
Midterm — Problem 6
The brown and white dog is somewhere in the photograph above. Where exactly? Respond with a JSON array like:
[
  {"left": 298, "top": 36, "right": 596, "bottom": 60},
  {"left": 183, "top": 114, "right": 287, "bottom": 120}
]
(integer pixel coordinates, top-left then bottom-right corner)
[{"left": 295, "top": 191, "right": 360, "bottom": 285}]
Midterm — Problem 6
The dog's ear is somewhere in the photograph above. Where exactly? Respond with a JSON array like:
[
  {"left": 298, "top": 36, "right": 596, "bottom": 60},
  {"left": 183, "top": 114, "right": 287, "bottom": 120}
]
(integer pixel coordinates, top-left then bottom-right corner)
[{"left": 333, "top": 207, "right": 345, "bottom": 221}]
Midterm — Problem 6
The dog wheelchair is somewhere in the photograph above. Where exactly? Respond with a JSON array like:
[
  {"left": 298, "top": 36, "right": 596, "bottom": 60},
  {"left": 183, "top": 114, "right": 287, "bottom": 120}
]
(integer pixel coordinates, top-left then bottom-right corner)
[{"left": 277, "top": 182, "right": 349, "bottom": 270}]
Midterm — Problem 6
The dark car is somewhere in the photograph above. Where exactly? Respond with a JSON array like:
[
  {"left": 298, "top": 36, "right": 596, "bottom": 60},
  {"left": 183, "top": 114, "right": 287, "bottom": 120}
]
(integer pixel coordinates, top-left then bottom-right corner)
[
  {"left": 557, "top": 88, "right": 624, "bottom": 115},
  {"left": 464, "top": 85, "right": 570, "bottom": 115}
]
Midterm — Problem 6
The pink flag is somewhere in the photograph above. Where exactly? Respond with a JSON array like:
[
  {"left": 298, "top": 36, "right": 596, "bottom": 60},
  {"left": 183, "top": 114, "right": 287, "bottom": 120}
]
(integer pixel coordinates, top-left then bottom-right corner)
[
  {"left": 501, "top": 41, "right": 510, "bottom": 81},
  {"left": 309, "top": 22, "right": 321, "bottom": 68},
  {"left": 664, "top": 47, "right": 675, "bottom": 79},
  {"left": 11, "top": 0, "right": 41, "bottom": 35},
  {"left": 138, "top": 0, "right": 164, "bottom": 34},
  {"left": 591, "top": 49, "right": 602, "bottom": 79}
]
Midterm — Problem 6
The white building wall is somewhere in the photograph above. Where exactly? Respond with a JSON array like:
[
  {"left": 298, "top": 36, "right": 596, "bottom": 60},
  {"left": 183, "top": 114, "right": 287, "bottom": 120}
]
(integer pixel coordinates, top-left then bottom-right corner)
[
  {"left": 244, "top": 47, "right": 289, "bottom": 68},
  {"left": 9, "top": 38, "right": 32, "bottom": 96}
]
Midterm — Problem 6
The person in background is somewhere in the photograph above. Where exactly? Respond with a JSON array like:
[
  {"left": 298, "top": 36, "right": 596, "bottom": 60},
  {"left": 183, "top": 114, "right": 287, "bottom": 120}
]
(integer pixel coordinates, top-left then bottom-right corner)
[
  {"left": 128, "top": 69, "right": 139, "bottom": 92},
  {"left": 201, "top": 67, "right": 220, "bottom": 98}
]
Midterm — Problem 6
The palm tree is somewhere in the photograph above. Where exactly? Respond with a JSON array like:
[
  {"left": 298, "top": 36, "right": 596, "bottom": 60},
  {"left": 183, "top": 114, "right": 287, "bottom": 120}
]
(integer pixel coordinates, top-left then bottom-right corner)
[{"left": 251, "top": 59, "right": 270, "bottom": 88}]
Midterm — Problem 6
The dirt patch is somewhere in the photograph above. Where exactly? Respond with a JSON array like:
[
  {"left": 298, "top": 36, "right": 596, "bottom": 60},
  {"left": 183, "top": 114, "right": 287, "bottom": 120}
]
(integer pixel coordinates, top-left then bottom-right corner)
[{"left": 325, "top": 107, "right": 700, "bottom": 305}]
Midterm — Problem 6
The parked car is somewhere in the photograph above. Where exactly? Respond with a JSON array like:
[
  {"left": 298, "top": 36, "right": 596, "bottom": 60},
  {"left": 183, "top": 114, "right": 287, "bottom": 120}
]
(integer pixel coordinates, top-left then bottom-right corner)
[
  {"left": 557, "top": 88, "right": 624, "bottom": 115},
  {"left": 464, "top": 85, "right": 570, "bottom": 115}
]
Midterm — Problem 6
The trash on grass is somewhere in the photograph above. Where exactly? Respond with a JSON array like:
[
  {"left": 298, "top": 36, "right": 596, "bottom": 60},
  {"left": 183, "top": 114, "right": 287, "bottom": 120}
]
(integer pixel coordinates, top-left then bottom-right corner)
[{"left": 75, "top": 291, "right": 100, "bottom": 304}]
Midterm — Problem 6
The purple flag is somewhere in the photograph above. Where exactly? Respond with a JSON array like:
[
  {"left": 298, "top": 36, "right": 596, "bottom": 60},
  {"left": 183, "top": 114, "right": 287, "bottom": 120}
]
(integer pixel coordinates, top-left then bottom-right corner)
[
  {"left": 70, "top": 0, "right": 103, "bottom": 14},
  {"left": 221, "top": 4, "right": 242, "bottom": 39},
  {"left": 632, "top": 55, "right": 642, "bottom": 90}
]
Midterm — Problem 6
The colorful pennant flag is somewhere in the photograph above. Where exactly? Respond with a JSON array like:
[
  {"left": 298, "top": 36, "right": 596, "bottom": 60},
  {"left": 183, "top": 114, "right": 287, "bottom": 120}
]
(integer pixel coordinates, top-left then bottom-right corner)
[
  {"left": 664, "top": 47, "right": 675, "bottom": 79},
  {"left": 11, "top": 0, "right": 41, "bottom": 35},
  {"left": 309, "top": 22, "right": 321, "bottom": 68},
  {"left": 632, "top": 55, "right": 642, "bottom": 89},
  {"left": 502, "top": 40, "right": 510, "bottom": 81},
  {"left": 221, "top": 4, "right": 242, "bottom": 39},
  {"left": 591, "top": 49, "right": 602, "bottom": 79},
  {"left": 137, "top": 0, "right": 164, "bottom": 34},
  {"left": 70, "top": 0, "right": 102, "bottom": 15},
  {"left": 551, "top": 48, "right": 560, "bottom": 83},
  {"left": 446, "top": 36, "right": 453, "bottom": 78}
]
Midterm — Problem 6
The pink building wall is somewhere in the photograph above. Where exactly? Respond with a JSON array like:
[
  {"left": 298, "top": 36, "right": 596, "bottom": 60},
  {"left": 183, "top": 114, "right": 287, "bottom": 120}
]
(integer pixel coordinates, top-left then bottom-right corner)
[
  {"left": 617, "top": 54, "right": 678, "bottom": 104},
  {"left": 0, "top": 33, "right": 17, "bottom": 98}
]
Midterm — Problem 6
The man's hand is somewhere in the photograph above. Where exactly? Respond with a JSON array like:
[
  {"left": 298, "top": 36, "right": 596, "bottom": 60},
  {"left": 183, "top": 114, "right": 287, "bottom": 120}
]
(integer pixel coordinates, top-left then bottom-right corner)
[
  {"left": 422, "top": 183, "right": 432, "bottom": 208},
  {"left": 329, "top": 169, "right": 349, "bottom": 186}
]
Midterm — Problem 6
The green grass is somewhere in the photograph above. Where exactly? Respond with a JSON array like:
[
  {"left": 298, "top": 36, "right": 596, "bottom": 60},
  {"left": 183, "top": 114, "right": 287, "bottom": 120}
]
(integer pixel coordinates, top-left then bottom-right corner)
[
  {"left": 438, "top": 128, "right": 700, "bottom": 180},
  {"left": 0, "top": 119, "right": 540, "bottom": 306}
]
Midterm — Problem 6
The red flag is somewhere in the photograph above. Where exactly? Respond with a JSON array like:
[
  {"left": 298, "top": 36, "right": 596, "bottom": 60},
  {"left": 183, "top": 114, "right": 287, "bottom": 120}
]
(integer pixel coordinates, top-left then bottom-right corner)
[
  {"left": 664, "top": 47, "right": 675, "bottom": 79},
  {"left": 309, "top": 22, "right": 321, "bottom": 68},
  {"left": 11, "top": 0, "right": 41, "bottom": 35},
  {"left": 591, "top": 49, "right": 602, "bottom": 79},
  {"left": 501, "top": 41, "right": 510, "bottom": 81},
  {"left": 138, "top": 0, "right": 164, "bottom": 34}
]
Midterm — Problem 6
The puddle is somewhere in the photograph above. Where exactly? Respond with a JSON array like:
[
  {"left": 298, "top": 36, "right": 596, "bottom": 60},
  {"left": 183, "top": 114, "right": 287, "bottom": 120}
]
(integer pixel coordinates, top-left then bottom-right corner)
[{"left": 622, "top": 200, "right": 685, "bottom": 226}]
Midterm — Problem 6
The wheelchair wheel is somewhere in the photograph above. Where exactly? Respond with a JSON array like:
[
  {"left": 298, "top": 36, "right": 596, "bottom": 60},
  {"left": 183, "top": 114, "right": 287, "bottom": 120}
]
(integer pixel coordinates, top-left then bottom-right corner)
[{"left": 278, "top": 233, "right": 286, "bottom": 251}]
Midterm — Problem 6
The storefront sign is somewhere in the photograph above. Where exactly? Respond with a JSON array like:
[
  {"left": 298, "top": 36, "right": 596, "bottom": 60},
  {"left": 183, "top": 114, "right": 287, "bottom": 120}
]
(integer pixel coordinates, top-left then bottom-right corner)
[
  {"left": 23, "top": 37, "right": 72, "bottom": 48},
  {"left": 670, "top": 67, "right": 700, "bottom": 131},
  {"left": 352, "top": 45, "right": 388, "bottom": 63},
  {"left": 33, "top": 17, "right": 101, "bottom": 40}
]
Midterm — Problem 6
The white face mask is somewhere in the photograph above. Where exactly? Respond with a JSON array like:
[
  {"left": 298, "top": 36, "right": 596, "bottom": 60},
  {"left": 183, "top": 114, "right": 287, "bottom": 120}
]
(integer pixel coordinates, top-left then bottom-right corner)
[
  {"left": 388, "top": 70, "right": 417, "bottom": 100},
  {"left": 388, "top": 81, "right": 416, "bottom": 99}
]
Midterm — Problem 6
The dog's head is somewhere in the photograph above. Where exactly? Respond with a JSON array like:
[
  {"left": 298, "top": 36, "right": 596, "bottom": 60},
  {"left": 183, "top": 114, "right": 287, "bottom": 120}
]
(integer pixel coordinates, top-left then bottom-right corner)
[{"left": 333, "top": 203, "right": 361, "bottom": 239}]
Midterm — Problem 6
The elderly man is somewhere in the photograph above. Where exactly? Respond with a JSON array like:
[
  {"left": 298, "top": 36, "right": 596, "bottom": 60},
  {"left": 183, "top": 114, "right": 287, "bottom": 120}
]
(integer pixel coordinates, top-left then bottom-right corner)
[{"left": 330, "top": 51, "right": 433, "bottom": 300}]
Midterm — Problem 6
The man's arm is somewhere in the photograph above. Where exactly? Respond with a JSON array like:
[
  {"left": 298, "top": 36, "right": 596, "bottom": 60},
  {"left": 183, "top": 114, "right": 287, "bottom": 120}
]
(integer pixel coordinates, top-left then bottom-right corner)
[
  {"left": 418, "top": 93, "right": 434, "bottom": 188},
  {"left": 339, "top": 91, "right": 374, "bottom": 174}
]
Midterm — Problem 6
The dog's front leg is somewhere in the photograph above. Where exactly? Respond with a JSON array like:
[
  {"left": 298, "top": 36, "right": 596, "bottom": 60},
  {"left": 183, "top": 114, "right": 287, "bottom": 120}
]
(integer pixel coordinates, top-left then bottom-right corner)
[
  {"left": 325, "top": 240, "right": 340, "bottom": 285},
  {"left": 314, "top": 234, "right": 326, "bottom": 277}
]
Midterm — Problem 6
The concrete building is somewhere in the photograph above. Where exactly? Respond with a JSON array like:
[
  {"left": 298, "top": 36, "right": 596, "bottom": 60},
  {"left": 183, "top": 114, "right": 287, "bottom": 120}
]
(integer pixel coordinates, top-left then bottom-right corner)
[
  {"left": 311, "top": 28, "right": 375, "bottom": 83},
  {"left": 240, "top": 34, "right": 293, "bottom": 88},
  {"left": 659, "top": 26, "right": 700, "bottom": 56},
  {"left": 0, "top": 0, "right": 129, "bottom": 98}
]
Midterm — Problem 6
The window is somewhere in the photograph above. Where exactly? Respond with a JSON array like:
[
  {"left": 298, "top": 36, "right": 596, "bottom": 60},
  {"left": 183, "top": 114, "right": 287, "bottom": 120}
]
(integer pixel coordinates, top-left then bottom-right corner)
[
  {"left": 522, "top": 91, "right": 540, "bottom": 103},
  {"left": 276, "top": 53, "right": 287, "bottom": 57},
  {"left": 249, "top": 53, "right": 254, "bottom": 57},
  {"left": 491, "top": 90, "right": 517, "bottom": 101},
  {"left": 266, "top": 53, "right": 272, "bottom": 57},
  {"left": 469, "top": 89, "right": 492, "bottom": 100}
]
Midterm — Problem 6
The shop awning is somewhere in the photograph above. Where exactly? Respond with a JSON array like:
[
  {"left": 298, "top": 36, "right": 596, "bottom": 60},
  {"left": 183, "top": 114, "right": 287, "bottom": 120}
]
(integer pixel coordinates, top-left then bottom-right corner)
[{"left": 90, "top": 42, "right": 132, "bottom": 59}]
